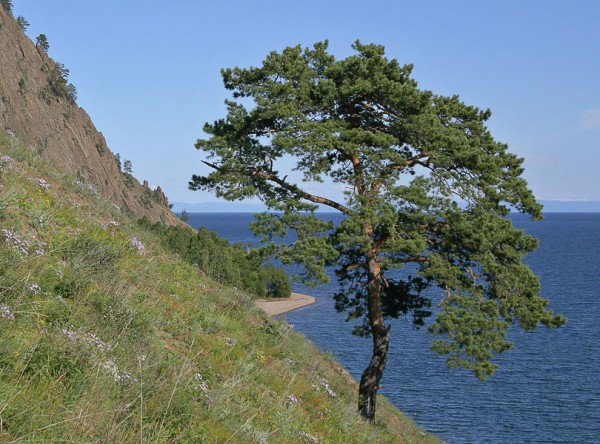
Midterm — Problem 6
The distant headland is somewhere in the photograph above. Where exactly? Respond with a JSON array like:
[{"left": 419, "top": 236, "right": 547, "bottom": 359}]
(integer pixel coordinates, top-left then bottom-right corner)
[{"left": 172, "top": 200, "right": 600, "bottom": 213}]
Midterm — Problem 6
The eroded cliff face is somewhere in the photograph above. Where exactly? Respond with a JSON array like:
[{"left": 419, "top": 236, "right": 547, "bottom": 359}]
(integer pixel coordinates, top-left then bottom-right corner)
[{"left": 0, "top": 6, "right": 183, "bottom": 226}]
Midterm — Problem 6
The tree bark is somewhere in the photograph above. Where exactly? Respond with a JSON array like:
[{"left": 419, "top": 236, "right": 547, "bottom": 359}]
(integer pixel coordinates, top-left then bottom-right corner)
[
  {"left": 358, "top": 322, "right": 391, "bottom": 422},
  {"left": 358, "top": 249, "right": 391, "bottom": 422}
]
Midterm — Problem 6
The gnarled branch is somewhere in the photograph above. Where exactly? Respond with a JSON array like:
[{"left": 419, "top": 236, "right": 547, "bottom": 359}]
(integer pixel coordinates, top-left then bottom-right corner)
[{"left": 202, "top": 160, "right": 350, "bottom": 214}]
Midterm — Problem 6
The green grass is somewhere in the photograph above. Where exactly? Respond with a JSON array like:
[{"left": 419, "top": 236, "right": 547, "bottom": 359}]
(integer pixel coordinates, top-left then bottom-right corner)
[{"left": 0, "top": 131, "right": 441, "bottom": 443}]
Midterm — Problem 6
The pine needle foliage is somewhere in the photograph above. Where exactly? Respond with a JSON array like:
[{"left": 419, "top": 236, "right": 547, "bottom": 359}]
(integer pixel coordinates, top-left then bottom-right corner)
[{"left": 191, "top": 41, "right": 566, "bottom": 421}]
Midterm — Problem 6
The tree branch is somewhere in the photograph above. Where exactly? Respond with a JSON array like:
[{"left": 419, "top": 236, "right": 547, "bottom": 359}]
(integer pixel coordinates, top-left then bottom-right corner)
[
  {"left": 346, "top": 262, "right": 366, "bottom": 271},
  {"left": 399, "top": 255, "right": 428, "bottom": 263},
  {"left": 202, "top": 160, "right": 350, "bottom": 214},
  {"left": 379, "top": 255, "right": 429, "bottom": 270},
  {"left": 386, "top": 152, "right": 431, "bottom": 172}
]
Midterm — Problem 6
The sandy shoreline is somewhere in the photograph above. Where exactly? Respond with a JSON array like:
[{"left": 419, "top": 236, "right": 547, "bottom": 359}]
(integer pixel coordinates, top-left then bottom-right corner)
[{"left": 254, "top": 292, "right": 316, "bottom": 316}]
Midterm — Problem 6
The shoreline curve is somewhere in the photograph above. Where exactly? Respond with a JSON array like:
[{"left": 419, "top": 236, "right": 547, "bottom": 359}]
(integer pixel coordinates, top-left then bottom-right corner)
[{"left": 254, "top": 292, "right": 316, "bottom": 316}]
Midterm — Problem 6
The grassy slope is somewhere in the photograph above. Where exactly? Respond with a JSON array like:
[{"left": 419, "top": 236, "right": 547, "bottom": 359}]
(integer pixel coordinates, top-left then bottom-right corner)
[{"left": 0, "top": 132, "right": 440, "bottom": 443}]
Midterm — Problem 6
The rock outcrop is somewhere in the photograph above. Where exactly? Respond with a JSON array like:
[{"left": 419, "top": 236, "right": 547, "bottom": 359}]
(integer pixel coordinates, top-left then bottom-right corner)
[{"left": 0, "top": 6, "right": 183, "bottom": 226}]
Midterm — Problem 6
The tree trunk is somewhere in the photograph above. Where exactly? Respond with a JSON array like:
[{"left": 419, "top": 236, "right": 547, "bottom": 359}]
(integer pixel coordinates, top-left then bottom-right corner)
[
  {"left": 358, "top": 323, "right": 391, "bottom": 422},
  {"left": 358, "top": 249, "right": 391, "bottom": 422}
]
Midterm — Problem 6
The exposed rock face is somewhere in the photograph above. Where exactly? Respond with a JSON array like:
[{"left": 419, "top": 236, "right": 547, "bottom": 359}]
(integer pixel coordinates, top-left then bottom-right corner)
[{"left": 0, "top": 6, "right": 183, "bottom": 226}]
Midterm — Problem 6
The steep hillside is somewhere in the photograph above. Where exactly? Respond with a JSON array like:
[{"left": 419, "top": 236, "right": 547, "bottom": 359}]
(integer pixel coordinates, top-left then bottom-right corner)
[
  {"left": 0, "top": 132, "right": 441, "bottom": 442},
  {"left": 0, "top": 5, "right": 181, "bottom": 226}
]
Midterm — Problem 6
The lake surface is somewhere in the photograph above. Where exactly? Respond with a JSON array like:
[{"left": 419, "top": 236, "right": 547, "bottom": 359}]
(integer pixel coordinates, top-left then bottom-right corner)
[{"left": 187, "top": 212, "right": 600, "bottom": 444}]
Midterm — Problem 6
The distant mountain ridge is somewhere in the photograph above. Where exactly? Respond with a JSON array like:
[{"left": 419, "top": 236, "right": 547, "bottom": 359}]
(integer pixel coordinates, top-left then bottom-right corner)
[
  {"left": 173, "top": 200, "right": 600, "bottom": 213},
  {"left": 172, "top": 201, "right": 268, "bottom": 213}
]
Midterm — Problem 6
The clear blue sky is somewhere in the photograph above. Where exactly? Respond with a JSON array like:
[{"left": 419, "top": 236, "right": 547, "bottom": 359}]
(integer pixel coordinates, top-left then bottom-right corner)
[{"left": 13, "top": 0, "right": 600, "bottom": 204}]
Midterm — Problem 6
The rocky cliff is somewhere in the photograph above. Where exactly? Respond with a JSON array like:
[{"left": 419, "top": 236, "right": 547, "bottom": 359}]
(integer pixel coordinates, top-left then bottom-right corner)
[{"left": 0, "top": 6, "right": 183, "bottom": 226}]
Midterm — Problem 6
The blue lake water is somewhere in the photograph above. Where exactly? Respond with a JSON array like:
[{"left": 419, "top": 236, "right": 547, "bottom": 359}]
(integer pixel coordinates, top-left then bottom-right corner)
[{"left": 187, "top": 212, "right": 600, "bottom": 444}]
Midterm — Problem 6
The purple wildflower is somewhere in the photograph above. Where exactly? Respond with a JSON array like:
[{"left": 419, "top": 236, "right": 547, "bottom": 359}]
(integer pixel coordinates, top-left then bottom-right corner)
[
  {"left": 28, "top": 283, "right": 42, "bottom": 294},
  {"left": 312, "top": 379, "right": 337, "bottom": 398},
  {"left": 131, "top": 236, "right": 145, "bottom": 254},
  {"left": 299, "top": 432, "right": 321, "bottom": 444},
  {"left": 1, "top": 305, "right": 15, "bottom": 321},
  {"left": 0, "top": 154, "right": 14, "bottom": 171},
  {"left": 62, "top": 328, "right": 113, "bottom": 351},
  {"left": 100, "top": 360, "right": 139, "bottom": 383},
  {"left": 34, "top": 178, "right": 50, "bottom": 190},
  {"left": 2, "top": 228, "right": 30, "bottom": 255}
]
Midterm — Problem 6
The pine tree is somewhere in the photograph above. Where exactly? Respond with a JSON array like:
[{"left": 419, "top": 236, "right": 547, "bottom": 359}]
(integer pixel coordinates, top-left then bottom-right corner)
[
  {"left": 0, "top": 0, "right": 13, "bottom": 15},
  {"left": 114, "top": 153, "right": 122, "bottom": 171},
  {"left": 191, "top": 41, "right": 566, "bottom": 421},
  {"left": 16, "top": 15, "right": 29, "bottom": 31},
  {"left": 36, "top": 34, "right": 49, "bottom": 52}
]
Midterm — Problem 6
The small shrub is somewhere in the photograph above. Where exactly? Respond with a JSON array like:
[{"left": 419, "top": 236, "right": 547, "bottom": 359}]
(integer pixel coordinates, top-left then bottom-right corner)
[
  {"left": 43, "top": 298, "right": 71, "bottom": 326},
  {"left": 124, "top": 173, "right": 134, "bottom": 188},
  {"left": 1, "top": 0, "right": 13, "bottom": 15},
  {"left": 263, "top": 264, "right": 292, "bottom": 298},
  {"left": 66, "top": 83, "right": 77, "bottom": 102},
  {"left": 179, "top": 208, "right": 188, "bottom": 222},
  {"left": 114, "top": 153, "right": 122, "bottom": 171},
  {"left": 54, "top": 278, "right": 79, "bottom": 299},
  {"left": 39, "top": 62, "right": 77, "bottom": 104},
  {"left": 36, "top": 34, "right": 49, "bottom": 52},
  {"left": 16, "top": 15, "right": 29, "bottom": 31},
  {"left": 140, "top": 220, "right": 292, "bottom": 299},
  {"left": 140, "top": 189, "right": 153, "bottom": 209}
]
